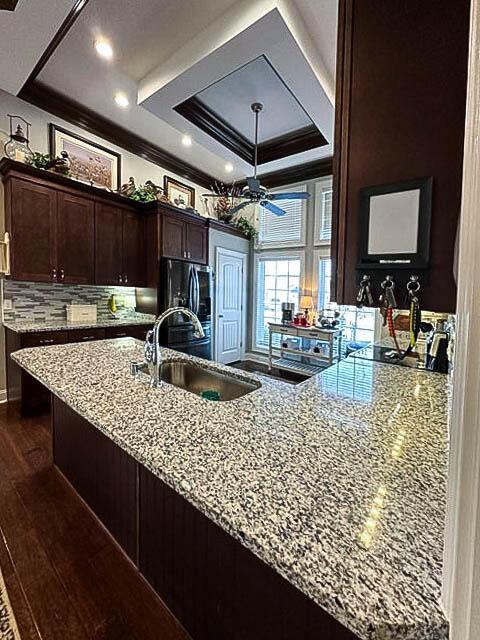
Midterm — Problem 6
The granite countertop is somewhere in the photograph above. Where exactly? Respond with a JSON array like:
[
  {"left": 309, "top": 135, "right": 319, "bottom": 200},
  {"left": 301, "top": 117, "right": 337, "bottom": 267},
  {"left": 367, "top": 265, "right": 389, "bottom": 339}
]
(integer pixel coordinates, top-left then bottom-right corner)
[
  {"left": 3, "top": 314, "right": 155, "bottom": 333},
  {"left": 12, "top": 339, "right": 450, "bottom": 640}
]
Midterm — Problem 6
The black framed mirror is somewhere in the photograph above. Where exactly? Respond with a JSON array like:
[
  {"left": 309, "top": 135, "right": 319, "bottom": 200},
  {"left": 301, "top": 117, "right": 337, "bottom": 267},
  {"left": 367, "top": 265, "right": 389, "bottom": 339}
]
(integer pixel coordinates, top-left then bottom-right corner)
[{"left": 357, "top": 177, "right": 433, "bottom": 269}]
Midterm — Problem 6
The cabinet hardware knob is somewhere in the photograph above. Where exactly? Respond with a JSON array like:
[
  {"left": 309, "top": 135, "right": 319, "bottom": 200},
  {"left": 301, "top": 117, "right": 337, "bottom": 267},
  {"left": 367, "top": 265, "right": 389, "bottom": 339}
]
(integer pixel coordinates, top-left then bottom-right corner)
[
  {"left": 60, "top": 269, "right": 65, "bottom": 280},
  {"left": 39, "top": 339, "right": 54, "bottom": 345},
  {"left": 188, "top": 251, "right": 191, "bottom": 259},
  {"left": 124, "top": 275, "right": 128, "bottom": 284},
  {"left": 183, "top": 251, "right": 186, "bottom": 258},
  {"left": 52, "top": 268, "right": 57, "bottom": 280},
  {"left": 119, "top": 275, "right": 123, "bottom": 283}
]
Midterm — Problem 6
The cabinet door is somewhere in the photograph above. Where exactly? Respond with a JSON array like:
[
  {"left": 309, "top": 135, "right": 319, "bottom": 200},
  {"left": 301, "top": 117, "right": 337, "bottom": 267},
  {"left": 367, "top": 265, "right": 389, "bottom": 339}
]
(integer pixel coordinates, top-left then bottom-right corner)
[
  {"left": 9, "top": 178, "right": 56, "bottom": 282},
  {"left": 162, "top": 214, "right": 185, "bottom": 259},
  {"left": 95, "top": 201, "right": 124, "bottom": 285},
  {"left": 56, "top": 191, "right": 94, "bottom": 284},
  {"left": 67, "top": 328, "right": 106, "bottom": 343},
  {"left": 123, "top": 211, "right": 146, "bottom": 286},
  {"left": 185, "top": 222, "right": 207, "bottom": 264}
]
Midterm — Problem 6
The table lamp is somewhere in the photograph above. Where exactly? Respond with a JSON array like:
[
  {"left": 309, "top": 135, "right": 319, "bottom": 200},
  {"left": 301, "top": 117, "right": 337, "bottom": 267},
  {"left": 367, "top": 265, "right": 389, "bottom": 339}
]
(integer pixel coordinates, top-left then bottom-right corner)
[{"left": 300, "top": 295, "right": 314, "bottom": 323}]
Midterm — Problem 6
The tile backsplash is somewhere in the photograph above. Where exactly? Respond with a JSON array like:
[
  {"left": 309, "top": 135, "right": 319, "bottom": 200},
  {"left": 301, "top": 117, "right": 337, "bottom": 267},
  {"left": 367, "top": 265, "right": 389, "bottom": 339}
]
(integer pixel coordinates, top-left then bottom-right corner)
[{"left": 2, "top": 280, "right": 138, "bottom": 323}]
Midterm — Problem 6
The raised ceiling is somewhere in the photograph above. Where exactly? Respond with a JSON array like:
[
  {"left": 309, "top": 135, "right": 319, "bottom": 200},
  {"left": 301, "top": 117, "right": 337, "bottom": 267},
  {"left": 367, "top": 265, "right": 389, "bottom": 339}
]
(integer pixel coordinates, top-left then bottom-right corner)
[
  {"left": 0, "top": 0, "right": 338, "bottom": 183},
  {"left": 195, "top": 56, "right": 313, "bottom": 142}
]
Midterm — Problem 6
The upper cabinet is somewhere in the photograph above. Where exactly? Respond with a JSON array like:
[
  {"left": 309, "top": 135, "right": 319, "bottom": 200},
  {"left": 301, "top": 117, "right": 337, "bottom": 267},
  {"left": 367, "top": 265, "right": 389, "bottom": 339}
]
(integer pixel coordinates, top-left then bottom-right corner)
[
  {"left": 160, "top": 208, "right": 208, "bottom": 265},
  {"left": 332, "top": 0, "right": 470, "bottom": 312},
  {"left": 1, "top": 160, "right": 146, "bottom": 287},
  {"left": 56, "top": 191, "right": 94, "bottom": 284},
  {"left": 7, "top": 178, "right": 57, "bottom": 282}
]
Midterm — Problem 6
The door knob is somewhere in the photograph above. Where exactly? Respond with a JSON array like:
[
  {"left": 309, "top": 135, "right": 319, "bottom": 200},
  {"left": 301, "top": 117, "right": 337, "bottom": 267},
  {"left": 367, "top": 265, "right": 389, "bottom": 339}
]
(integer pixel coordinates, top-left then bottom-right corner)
[{"left": 218, "top": 314, "right": 224, "bottom": 318}]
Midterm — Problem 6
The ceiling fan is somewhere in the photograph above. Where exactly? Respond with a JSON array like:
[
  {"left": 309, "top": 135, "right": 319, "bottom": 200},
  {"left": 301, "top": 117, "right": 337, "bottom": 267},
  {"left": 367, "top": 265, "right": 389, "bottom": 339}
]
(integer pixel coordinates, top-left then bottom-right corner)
[{"left": 203, "top": 103, "right": 310, "bottom": 217}]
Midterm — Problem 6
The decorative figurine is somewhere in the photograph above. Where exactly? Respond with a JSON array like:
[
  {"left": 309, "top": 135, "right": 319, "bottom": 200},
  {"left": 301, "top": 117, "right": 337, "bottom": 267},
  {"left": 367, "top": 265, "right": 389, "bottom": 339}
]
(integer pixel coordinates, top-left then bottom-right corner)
[
  {"left": 45, "top": 150, "right": 71, "bottom": 175},
  {"left": 120, "top": 176, "right": 136, "bottom": 197}
]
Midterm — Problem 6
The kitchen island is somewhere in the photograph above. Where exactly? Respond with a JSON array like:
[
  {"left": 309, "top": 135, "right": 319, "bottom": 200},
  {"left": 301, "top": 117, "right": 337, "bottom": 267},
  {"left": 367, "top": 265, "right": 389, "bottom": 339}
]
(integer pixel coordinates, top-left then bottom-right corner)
[{"left": 12, "top": 339, "right": 450, "bottom": 640}]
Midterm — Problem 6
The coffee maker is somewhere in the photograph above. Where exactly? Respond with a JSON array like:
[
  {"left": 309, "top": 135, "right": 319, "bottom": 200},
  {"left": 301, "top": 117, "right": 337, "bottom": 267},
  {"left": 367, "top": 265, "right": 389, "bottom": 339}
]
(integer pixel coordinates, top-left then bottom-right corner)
[{"left": 281, "top": 302, "right": 295, "bottom": 324}]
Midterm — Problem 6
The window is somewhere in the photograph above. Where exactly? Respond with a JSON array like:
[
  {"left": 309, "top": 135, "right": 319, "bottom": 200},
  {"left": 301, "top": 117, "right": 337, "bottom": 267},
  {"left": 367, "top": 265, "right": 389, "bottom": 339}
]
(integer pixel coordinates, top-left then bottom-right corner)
[
  {"left": 254, "top": 254, "right": 302, "bottom": 349},
  {"left": 314, "top": 177, "right": 333, "bottom": 244},
  {"left": 315, "top": 253, "right": 376, "bottom": 346},
  {"left": 256, "top": 185, "right": 307, "bottom": 248}
]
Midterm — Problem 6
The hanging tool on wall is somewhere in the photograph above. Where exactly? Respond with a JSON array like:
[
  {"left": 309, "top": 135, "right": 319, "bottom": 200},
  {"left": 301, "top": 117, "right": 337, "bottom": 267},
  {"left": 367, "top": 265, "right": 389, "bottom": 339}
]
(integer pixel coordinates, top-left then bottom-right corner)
[
  {"left": 356, "top": 274, "right": 374, "bottom": 307},
  {"left": 406, "top": 276, "right": 422, "bottom": 350},
  {"left": 379, "top": 276, "right": 401, "bottom": 353}
]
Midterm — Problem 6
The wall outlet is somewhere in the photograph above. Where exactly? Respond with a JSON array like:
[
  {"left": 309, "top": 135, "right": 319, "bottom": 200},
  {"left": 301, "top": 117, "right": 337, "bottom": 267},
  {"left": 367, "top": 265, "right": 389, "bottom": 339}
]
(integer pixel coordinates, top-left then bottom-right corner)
[{"left": 3, "top": 298, "right": 12, "bottom": 310}]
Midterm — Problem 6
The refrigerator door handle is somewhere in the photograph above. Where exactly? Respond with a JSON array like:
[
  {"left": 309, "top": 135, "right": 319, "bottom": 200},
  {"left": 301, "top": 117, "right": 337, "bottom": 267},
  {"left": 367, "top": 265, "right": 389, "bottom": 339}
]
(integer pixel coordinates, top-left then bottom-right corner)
[{"left": 193, "top": 268, "right": 200, "bottom": 315}]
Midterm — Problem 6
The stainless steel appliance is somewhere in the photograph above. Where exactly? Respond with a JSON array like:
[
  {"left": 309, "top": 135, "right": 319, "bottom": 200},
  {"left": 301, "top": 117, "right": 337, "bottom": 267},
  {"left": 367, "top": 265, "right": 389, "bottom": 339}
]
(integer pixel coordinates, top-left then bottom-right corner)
[
  {"left": 281, "top": 302, "right": 295, "bottom": 324},
  {"left": 136, "top": 259, "right": 213, "bottom": 359}
]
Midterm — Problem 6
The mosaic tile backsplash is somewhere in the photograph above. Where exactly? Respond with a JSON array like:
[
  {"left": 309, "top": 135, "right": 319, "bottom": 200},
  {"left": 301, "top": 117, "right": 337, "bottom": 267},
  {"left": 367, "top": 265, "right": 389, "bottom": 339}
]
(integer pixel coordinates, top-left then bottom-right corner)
[{"left": 2, "top": 280, "right": 138, "bottom": 323}]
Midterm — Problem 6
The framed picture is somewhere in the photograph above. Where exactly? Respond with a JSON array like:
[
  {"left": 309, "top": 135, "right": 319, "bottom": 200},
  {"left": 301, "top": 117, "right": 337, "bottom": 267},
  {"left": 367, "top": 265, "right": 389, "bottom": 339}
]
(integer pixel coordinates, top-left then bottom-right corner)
[
  {"left": 357, "top": 176, "right": 433, "bottom": 269},
  {"left": 49, "top": 124, "right": 121, "bottom": 190},
  {"left": 164, "top": 176, "right": 195, "bottom": 209}
]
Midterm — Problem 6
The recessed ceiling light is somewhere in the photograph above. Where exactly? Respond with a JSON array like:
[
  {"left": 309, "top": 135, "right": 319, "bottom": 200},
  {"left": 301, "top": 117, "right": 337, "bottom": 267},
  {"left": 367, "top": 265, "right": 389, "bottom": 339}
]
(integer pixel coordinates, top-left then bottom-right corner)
[
  {"left": 225, "top": 162, "right": 234, "bottom": 173},
  {"left": 114, "top": 92, "right": 129, "bottom": 108},
  {"left": 94, "top": 38, "right": 113, "bottom": 59},
  {"left": 181, "top": 134, "right": 192, "bottom": 147}
]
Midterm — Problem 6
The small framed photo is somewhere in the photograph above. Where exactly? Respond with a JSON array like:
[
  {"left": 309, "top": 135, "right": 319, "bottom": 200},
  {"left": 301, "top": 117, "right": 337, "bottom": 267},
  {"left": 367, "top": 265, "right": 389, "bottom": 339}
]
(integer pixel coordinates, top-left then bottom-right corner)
[
  {"left": 164, "top": 176, "right": 195, "bottom": 209},
  {"left": 357, "top": 176, "right": 433, "bottom": 269},
  {"left": 49, "top": 124, "right": 121, "bottom": 190}
]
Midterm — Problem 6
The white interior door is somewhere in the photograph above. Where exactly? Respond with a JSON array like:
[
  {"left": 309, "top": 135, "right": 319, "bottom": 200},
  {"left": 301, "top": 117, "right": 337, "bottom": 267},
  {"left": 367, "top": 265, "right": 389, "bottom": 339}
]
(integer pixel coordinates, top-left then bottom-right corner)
[{"left": 215, "top": 248, "right": 245, "bottom": 364}]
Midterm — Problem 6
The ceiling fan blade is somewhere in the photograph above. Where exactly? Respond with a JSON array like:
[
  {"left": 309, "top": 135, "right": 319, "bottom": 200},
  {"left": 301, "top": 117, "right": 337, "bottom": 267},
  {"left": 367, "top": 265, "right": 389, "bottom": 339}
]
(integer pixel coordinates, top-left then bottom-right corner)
[
  {"left": 260, "top": 200, "right": 286, "bottom": 217},
  {"left": 229, "top": 201, "right": 251, "bottom": 215},
  {"left": 269, "top": 192, "right": 310, "bottom": 200}
]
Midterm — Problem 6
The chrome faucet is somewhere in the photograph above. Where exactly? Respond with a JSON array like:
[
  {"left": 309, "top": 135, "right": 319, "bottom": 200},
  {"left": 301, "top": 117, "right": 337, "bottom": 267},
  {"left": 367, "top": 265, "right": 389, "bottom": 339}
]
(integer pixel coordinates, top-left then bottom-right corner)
[{"left": 143, "top": 306, "right": 205, "bottom": 387}]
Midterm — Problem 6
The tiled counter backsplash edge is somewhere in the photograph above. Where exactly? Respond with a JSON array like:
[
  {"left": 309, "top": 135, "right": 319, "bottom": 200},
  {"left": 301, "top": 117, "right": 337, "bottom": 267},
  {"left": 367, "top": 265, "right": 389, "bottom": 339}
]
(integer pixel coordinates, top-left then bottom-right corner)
[{"left": 2, "top": 280, "right": 139, "bottom": 323}]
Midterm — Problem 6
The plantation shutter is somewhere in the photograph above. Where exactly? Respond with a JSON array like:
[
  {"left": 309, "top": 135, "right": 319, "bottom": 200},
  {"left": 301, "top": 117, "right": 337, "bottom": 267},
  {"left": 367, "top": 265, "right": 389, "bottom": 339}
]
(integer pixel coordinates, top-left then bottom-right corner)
[{"left": 257, "top": 185, "right": 306, "bottom": 247}]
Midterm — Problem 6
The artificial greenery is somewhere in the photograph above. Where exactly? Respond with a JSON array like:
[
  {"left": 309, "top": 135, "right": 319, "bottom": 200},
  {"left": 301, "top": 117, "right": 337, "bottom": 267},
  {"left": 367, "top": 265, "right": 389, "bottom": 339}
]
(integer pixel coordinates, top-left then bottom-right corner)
[
  {"left": 234, "top": 216, "right": 257, "bottom": 240},
  {"left": 128, "top": 185, "right": 157, "bottom": 202},
  {"left": 27, "top": 152, "right": 51, "bottom": 170}
]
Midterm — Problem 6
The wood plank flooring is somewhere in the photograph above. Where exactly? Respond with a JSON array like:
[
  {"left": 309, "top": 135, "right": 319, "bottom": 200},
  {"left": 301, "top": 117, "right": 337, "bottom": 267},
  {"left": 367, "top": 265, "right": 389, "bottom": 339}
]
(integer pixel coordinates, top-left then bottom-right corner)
[{"left": 0, "top": 403, "right": 190, "bottom": 640}]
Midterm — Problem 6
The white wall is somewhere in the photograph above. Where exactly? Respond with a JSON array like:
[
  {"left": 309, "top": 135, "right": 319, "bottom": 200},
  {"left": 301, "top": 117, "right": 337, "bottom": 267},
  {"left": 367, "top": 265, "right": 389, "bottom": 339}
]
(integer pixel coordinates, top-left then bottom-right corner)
[
  {"left": 0, "top": 88, "right": 208, "bottom": 212},
  {"left": 0, "top": 88, "right": 211, "bottom": 398}
]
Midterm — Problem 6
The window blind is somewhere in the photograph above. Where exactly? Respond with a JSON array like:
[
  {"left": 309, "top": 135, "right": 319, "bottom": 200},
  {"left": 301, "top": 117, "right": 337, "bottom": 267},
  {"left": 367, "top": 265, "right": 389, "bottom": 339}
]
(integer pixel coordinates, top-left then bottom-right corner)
[
  {"left": 315, "top": 179, "right": 333, "bottom": 243},
  {"left": 257, "top": 185, "right": 306, "bottom": 247}
]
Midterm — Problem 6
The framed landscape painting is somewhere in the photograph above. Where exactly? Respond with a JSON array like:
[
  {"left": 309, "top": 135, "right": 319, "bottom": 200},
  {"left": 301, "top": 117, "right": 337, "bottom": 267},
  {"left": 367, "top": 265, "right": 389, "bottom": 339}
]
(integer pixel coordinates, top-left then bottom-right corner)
[{"left": 49, "top": 124, "right": 121, "bottom": 190}]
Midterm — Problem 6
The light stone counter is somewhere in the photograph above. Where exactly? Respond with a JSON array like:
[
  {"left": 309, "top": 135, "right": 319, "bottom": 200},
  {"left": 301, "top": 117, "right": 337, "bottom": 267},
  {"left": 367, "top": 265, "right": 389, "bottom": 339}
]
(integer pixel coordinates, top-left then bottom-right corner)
[{"left": 12, "top": 339, "right": 450, "bottom": 640}]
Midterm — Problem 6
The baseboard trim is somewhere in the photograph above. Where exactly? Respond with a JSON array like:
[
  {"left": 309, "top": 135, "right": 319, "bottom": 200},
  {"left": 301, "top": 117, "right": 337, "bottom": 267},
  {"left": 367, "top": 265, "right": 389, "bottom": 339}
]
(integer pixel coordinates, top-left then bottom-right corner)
[{"left": 243, "top": 351, "right": 269, "bottom": 365}]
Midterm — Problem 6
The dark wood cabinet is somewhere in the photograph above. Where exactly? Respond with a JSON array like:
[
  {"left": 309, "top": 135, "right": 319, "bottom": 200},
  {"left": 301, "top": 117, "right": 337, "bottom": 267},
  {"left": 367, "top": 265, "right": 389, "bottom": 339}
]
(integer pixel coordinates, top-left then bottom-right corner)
[
  {"left": 94, "top": 201, "right": 124, "bottom": 286},
  {"left": 123, "top": 210, "right": 146, "bottom": 286},
  {"left": 67, "top": 327, "right": 106, "bottom": 342},
  {"left": 95, "top": 201, "right": 146, "bottom": 286},
  {"left": 162, "top": 213, "right": 185, "bottom": 260},
  {"left": 53, "top": 397, "right": 138, "bottom": 562},
  {"left": 161, "top": 210, "right": 208, "bottom": 264},
  {"left": 105, "top": 324, "right": 151, "bottom": 340},
  {"left": 6, "top": 329, "right": 68, "bottom": 415},
  {"left": 139, "top": 466, "right": 357, "bottom": 640},
  {"left": 185, "top": 219, "right": 207, "bottom": 263},
  {"left": 1, "top": 161, "right": 146, "bottom": 288},
  {"left": 56, "top": 191, "right": 94, "bottom": 284},
  {"left": 8, "top": 178, "right": 57, "bottom": 282},
  {"left": 332, "top": 0, "right": 470, "bottom": 312}
]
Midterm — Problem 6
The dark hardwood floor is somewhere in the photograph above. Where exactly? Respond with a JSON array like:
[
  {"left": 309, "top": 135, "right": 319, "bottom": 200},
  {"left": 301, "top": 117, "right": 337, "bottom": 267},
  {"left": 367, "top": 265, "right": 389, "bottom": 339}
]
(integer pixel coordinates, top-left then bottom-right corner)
[{"left": 0, "top": 403, "right": 190, "bottom": 640}]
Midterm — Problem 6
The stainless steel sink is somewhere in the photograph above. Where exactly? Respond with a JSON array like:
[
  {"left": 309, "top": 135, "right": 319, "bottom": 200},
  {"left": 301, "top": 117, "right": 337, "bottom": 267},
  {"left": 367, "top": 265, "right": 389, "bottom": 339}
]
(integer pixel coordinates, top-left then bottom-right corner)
[{"left": 158, "top": 360, "right": 260, "bottom": 401}]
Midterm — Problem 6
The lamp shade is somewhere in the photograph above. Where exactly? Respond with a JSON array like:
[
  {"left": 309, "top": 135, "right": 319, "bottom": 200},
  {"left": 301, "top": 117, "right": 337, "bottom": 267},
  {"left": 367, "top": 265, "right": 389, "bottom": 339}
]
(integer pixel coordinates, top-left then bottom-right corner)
[{"left": 300, "top": 295, "right": 314, "bottom": 310}]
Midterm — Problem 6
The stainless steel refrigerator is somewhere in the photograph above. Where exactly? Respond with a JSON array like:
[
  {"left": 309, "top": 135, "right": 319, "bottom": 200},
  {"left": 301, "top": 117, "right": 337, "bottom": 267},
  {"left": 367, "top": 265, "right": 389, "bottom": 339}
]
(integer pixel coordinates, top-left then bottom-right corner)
[{"left": 150, "top": 258, "right": 213, "bottom": 359}]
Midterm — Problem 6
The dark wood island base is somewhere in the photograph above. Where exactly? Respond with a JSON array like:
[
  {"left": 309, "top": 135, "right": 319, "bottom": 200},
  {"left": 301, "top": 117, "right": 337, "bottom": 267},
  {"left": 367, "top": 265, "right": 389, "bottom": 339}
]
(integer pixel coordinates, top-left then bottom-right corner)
[{"left": 52, "top": 396, "right": 358, "bottom": 640}]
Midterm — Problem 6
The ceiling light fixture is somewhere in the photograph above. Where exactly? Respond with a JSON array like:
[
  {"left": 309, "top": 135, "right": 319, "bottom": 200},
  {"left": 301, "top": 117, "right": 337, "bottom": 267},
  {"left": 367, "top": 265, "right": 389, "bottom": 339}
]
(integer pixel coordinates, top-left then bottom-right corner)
[
  {"left": 225, "top": 162, "right": 234, "bottom": 173},
  {"left": 94, "top": 38, "right": 113, "bottom": 60},
  {"left": 181, "top": 135, "right": 192, "bottom": 147},
  {"left": 114, "top": 92, "right": 129, "bottom": 108}
]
